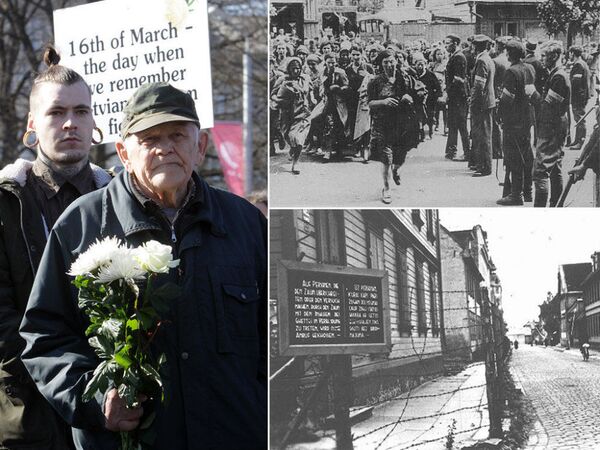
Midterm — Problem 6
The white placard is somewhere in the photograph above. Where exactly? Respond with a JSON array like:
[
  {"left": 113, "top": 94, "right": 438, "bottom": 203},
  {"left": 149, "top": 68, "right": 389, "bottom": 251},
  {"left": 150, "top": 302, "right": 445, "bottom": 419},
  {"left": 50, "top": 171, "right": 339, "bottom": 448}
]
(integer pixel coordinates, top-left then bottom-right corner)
[{"left": 54, "top": 0, "right": 213, "bottom": 142}]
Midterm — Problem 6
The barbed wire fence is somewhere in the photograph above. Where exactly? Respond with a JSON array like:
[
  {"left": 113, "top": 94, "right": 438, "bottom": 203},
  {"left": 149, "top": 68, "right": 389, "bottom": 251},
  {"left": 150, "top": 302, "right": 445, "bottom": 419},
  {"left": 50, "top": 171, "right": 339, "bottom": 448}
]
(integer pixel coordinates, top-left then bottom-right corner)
[{"left": 270, "top": 285, "right": 509, "bottom": 449}]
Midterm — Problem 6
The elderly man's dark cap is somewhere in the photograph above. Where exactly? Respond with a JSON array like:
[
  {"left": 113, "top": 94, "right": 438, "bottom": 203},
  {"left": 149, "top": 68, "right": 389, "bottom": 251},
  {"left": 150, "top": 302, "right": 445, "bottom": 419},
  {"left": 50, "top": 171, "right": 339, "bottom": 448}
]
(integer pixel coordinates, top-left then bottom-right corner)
[
  {"left": 446, "top": 34, "right": 461, "bottom": 44},
  {"left": 121, "top": 82, "right": 199, "bottom": 137}
]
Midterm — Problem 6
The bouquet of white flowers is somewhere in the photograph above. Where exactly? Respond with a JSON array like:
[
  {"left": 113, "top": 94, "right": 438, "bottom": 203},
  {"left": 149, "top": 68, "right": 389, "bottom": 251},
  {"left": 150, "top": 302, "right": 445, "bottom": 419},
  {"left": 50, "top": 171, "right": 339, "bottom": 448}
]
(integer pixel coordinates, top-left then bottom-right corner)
[{"left": 69, "top": 236, "right": 181, "bottom": 449}]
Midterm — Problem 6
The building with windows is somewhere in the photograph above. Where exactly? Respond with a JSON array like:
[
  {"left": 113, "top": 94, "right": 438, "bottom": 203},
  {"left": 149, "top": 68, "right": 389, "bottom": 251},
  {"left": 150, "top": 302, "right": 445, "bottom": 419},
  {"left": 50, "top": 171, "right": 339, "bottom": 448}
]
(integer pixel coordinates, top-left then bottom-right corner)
[
  {"left": 553, "top": 263, "right": 591, "bottom": 347},
  {"left": 439, "top": 225, "right": 498, "bottom": 371},
  {"left": 270, "top": 209, "right": 444, "bottom": 429},
  {"left": 579, "top": 252, "right": 600, "bottom": 350}
]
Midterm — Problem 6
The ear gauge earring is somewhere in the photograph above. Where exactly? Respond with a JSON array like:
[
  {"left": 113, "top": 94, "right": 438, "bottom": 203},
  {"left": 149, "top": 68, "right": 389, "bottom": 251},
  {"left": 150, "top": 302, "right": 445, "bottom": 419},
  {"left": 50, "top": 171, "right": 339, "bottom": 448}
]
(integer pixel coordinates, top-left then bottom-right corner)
[
  {"left": 92, "top": 127, "right": 104, "bottom": 145},
  {"left": 22, "top": 130, "right": 39, "bottom": 148}
]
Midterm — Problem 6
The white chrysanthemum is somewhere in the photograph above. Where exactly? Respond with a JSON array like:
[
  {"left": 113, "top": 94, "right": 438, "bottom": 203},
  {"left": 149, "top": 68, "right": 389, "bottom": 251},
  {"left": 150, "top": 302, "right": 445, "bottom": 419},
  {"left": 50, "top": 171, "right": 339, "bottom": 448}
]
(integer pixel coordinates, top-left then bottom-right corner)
[
  {"left": 95, "top": 247, "right": 146, "bottom": 283},
  {"left": 69, "top": 237, "right": 124, "bottom": 276},
  {"left": 135, "top": 240, "right": 180, "bottom": 274}
]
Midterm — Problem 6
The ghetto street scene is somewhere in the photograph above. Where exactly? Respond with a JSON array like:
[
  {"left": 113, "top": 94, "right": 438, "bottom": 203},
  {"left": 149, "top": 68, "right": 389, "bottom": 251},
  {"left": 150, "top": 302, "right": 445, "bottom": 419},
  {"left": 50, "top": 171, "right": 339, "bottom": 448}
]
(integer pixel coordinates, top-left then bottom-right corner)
[
  {"left": 269, "top": 0, "right": 600, "bottom": 207},
  {"left": 270, "top": 209, "right": 600, "bottom": 449}
]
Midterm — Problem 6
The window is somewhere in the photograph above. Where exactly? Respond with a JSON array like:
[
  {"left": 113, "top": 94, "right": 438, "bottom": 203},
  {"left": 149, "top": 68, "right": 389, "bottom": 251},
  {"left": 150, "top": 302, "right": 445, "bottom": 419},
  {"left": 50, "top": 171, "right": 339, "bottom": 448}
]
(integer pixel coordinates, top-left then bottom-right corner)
[
  {"left": 411, "top": 210, "right": 424, "bottom": 231},
  {"left": 429, "top": 270, "right": 439, "bottom": 336},
  {"left": 426, "top": 210, "right": 436, "bottom": 243},
  {"left": 416, "top": 260, "right": 427, "bottom": 335},
  {"left": 315, "top": 211, "right": 345, "bottom": 264},
  {"left": 368, "top": 227, "right": 384, "bottom": 270},
  {"left": 397, "top": 245, "right": 411, "bottom": 333}
]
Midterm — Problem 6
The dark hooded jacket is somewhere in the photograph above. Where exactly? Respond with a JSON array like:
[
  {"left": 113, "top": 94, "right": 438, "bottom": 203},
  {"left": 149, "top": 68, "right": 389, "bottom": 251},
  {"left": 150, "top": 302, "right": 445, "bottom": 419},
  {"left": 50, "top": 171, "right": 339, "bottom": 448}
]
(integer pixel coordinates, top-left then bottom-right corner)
[
  {"left": 0, "top": 158, "right": 111, "bottom": 449},
  {"left": 19, "top": 171, "right": 267, "bottom": 450}
]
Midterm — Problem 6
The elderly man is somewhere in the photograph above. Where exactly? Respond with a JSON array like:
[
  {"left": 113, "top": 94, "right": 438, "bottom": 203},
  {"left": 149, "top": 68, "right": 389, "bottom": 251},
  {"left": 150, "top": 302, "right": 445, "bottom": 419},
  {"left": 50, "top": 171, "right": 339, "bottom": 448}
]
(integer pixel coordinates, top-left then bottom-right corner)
[{"left": 20, "top": 82, "right": 267, "bottom": 449}]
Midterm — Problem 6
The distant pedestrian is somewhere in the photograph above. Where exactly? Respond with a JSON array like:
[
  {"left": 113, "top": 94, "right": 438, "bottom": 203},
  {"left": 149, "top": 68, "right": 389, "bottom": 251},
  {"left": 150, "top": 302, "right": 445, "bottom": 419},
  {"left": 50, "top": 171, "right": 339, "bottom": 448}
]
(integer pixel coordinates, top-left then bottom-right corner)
[
  {"left": 514, "top": 340, "right": 519, "bottom": 350},
  {"left": 581, "top": 342, "right": 590, "bottom": 361}
]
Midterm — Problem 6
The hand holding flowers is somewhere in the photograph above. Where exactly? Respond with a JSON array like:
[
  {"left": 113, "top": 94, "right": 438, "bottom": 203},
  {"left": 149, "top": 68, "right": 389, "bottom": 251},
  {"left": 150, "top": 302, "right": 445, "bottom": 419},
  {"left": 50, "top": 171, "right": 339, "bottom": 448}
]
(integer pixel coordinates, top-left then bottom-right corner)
[{"left": 69, "top": 237, "right": 180, "bottom": 449}]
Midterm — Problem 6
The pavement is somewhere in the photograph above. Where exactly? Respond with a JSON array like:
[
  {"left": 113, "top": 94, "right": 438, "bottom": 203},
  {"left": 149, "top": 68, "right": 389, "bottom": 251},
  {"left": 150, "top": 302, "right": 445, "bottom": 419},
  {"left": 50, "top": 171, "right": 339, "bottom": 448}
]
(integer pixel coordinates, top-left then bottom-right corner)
[
  {"left": 281, "top": 362, "right": 493, "bottom": 450},
  {"left": 511, "top": 344, "right": 600, "bottom": 449},
  {"left": 270, "top": 117, "right": 596, "bottom": 208}
]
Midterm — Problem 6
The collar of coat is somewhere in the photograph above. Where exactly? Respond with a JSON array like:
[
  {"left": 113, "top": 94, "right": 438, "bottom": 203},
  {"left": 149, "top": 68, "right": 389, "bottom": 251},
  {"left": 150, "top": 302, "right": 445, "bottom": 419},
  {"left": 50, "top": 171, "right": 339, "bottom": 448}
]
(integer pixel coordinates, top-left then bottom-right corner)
[
  {"left": 0, "top": 158, "right": 112, "bottom": 189},
  {"left": 102, "top": 170, "right": 227, "bottom": 239}
]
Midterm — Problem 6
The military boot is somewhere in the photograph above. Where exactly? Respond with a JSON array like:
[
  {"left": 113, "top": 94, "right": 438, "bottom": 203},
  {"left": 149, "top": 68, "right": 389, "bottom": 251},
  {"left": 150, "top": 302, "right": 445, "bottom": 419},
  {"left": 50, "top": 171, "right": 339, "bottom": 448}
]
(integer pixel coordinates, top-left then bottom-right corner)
[{"left": 496, "top": 194, "right": 524, "bottom": 206}]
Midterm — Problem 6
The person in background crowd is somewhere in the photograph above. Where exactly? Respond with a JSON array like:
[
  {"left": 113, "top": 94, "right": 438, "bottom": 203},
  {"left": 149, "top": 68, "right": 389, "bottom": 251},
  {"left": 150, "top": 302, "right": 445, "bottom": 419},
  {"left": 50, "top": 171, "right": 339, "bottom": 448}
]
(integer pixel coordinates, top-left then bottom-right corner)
[
  {"left": 414, "top": 52, "right": 441, "bottom": 140},
  {"left": 430, "top": 47, "right": 448, "bottom": 135},
  {"left": 532, "top": 40, "right": 571, "bottom": 207},
  {"left": 247, "top": 189, "right": 268, "bottom": 217},
  {"left": 444, "top": 34, "right": 470, "bottom": 161},
  {"left": 274, "top": 58, "right": 312, "bottom": 175},
  {"left": 493, "top": 37, "right": 511, "bottom": 160},
  {"left": 463, "top": 36, "right": 476, "bottom": 78},
  {"left": 567, "top": 45, "right": 592, "bottom": 150},
  {"left": 469, "top": 34, "right": 496, "bottom": 176},
  {"left": 346, "top": 44, "right": 374, "bottom": 157},
  {"left": 0, "top": 45, "right": 111, "bottom": 450},
  {"left": 497, "top": 40, "right": 536, "bottom": 205},
  {"left": 523, "top": 40, "right": 548, "bottom": 138},
  {"left": 295, "top": 45, "right": 309, "bottom": 66},
  {"left": 322, "top": 52, "right": 350, "bottom": 161}
]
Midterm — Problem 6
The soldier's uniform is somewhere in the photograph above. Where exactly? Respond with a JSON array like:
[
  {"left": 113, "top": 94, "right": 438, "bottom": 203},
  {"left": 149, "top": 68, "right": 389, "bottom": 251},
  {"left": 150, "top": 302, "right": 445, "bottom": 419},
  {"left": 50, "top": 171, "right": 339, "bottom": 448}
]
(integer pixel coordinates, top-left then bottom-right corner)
[
  {"left": 574, "top": 107, "right": 600, "bottom": 205},
  {"left": 523, "top": 42, "right": 548, "bottom": 137},
  {"left": 492, "top": 40, "right": 510, "bottom": 159},
  {"left": 533, "top": 62, "right": 571, "bottom": 207},
  {"left": 445, "top": 45, "right": 470, "bottom": 160},
  {"left": 469, "top": 35, "right": 496, "bottom": 175},
  {"left": 497, "top": 43, "right": 536, "bottom": 204},
  {"left": 570, "top": 57, "right": 591, "bottom": 146}
]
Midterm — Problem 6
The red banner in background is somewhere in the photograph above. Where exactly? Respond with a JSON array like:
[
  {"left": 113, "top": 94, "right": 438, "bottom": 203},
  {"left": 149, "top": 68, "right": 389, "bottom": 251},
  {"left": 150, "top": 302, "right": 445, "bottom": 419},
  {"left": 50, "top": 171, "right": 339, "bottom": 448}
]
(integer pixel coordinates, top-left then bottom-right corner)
[{"left": 211, "top": 121, "right": 244, "bottom": 196}]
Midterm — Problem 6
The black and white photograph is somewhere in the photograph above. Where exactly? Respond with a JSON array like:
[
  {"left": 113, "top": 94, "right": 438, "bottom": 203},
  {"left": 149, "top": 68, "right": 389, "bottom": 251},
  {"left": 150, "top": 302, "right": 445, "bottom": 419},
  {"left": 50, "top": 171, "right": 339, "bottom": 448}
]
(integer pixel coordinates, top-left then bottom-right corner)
[
  {"left": 270, "top": 208, "right": 600, "bottom": 449},
  {"left": 269, "top": 0, "right": 600, "bottom": 207}
]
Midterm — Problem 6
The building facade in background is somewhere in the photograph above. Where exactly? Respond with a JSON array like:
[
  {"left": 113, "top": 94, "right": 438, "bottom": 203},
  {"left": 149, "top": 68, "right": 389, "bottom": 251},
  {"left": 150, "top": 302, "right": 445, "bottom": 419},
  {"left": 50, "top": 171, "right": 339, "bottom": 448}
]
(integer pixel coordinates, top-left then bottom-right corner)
[
  {"left": 580, "top": 252, "right": 600, "bottom": 349},
  {"left": 554, "top": 263, "right": 591, "bottom": 347},
  {"left": 270, "top": 209, "right": 444, "bottom": 433},
  {"left": 440, "top": 226, "right": 489, "bottom": 366}
]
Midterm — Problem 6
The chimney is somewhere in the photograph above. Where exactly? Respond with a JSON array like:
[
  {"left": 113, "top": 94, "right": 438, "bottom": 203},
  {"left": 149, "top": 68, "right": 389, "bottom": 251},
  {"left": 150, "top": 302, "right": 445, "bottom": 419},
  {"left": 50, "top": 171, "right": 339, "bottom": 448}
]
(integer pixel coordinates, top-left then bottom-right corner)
[{"left": 592, "top": 252, "right": 600, "bottom": 272}]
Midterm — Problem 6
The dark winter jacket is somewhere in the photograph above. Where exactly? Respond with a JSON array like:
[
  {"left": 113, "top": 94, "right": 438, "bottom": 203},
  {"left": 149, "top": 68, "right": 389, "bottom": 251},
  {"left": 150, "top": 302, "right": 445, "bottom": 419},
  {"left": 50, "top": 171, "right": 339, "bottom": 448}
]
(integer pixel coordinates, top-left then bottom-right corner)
[
  {"left": 0, "top": 158, "right": 111, "bottom": 449},
  {"left": 20, "top": 170, "right": 267, "bottom": 450}
]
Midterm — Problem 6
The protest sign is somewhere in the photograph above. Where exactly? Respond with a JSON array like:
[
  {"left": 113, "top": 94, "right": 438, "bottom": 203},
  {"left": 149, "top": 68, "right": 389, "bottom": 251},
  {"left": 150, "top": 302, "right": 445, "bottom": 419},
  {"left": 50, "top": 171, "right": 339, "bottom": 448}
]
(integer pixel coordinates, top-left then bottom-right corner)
[{"left": 54, "top": 0, "right": 213, "bottom": 142}]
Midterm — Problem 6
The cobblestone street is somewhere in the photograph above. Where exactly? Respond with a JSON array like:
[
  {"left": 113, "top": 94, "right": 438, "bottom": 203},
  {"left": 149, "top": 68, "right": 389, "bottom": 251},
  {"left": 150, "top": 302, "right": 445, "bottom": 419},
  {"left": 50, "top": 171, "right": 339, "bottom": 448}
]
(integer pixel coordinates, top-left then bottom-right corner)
[{"left": 511, "top": 345, "right": 600, "bottom": 449}]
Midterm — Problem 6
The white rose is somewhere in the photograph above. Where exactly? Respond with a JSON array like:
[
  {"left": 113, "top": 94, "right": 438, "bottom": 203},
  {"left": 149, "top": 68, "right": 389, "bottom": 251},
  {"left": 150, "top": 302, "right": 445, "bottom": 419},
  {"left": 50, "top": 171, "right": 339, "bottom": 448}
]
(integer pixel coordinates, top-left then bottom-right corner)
[{"left": 135, "top": 240, "right": 180, "bottom": 274}]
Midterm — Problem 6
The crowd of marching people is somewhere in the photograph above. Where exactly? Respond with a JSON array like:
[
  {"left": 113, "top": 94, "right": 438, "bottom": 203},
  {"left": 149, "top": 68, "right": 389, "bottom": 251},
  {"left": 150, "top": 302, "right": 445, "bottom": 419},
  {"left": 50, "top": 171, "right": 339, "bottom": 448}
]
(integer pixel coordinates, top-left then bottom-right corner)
[{"left": 270, "top": 29, "right": 600, "bottom": 205}]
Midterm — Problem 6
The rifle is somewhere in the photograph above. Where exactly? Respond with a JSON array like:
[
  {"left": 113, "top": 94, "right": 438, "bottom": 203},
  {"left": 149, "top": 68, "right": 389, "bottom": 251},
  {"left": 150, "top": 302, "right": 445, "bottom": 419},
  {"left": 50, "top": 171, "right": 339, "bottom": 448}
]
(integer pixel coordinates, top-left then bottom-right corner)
[{"left": 556, "top": 103, "right": 600, "bottom": 207}]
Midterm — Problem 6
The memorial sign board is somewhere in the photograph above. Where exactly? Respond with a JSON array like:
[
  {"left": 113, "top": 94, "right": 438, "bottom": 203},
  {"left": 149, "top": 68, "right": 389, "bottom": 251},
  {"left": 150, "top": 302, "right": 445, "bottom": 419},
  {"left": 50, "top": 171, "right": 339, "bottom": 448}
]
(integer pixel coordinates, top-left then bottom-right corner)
[{"left": 277, "top": 260, "right": 391, "bottom": 355}]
